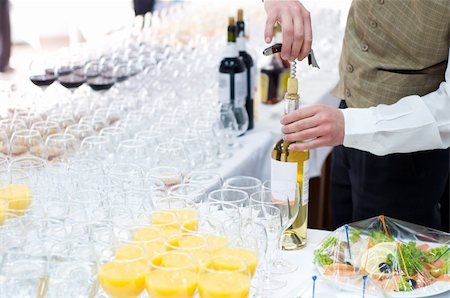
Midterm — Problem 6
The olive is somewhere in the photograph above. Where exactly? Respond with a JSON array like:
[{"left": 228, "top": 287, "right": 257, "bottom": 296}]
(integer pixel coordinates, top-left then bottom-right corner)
[
  {"left": 378, "top": 262, "right": 391, "bottom": 273},
  {"left": 407, "top": 278, "right": 417, "bottom": 289}
]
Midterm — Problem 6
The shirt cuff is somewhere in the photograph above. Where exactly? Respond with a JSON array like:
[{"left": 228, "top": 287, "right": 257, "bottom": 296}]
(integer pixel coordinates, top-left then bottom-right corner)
[{"left": 341, "top": 107, "right": 377, "bottom": 150}]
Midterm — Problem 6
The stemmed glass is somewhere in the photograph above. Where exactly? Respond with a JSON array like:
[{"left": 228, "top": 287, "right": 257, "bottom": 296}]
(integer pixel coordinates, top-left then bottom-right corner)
[
  {"left": 31, "top": 121, "right": 60, "bottom": 141},
  {"left": 198, "top": 255, "right": 251, "bottom": 298},
  {"left": 98, "top": 244, "right": 149, "bottom": 298},
  {"left": 147, "top": 251, "right": 198, "bottom": 298},
  {"left": 44, "top": 133, "right": 77, "bottom": 163},
  {"left": 183, "top": 170, "right": 223, "bottom": 193},
  {"left": 249, "top": 203, "right": 286, "bottom": 290},
  {"left": 251, "top": 190, "right": 299, "bottom": 274},
  {"left": 147, "top": 166, "right": 183, "bottom": 188},
  {"left": 9, "top": 129, "right": 44, "bottom": 158},
  {"left": 223, "top": 176, "right": 262, "bottom": 197},
  {"left": 215, "top": 105, "right": 239, "bottom": 158},
  {"left": 154, "top": 142, "right": 190, "bottom": 174},
  {"left": 28, "top": 56, "right": 57, "bottom": 111},
  {"left": 168, "top": 183, "right": 207, "bottom": 205}
]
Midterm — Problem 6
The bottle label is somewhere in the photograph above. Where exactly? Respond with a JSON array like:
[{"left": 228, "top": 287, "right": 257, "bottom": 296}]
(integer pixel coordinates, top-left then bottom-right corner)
[
  {"left": 235, "top": 71, "right": 246, "bottom": 107},
  {"left": 218, "top": 73, "right": 231, "bottom": 104},
  {"left": 270, "top": 159, "right": 298, "bottom": 202},
  {"left": 260, "top": 73, "right": 269, "bottom": 103},
  {"left": 277, "top": 70, "right": 290, "bottom": 99},
  {"left": 302, "top": 159, "right": 310, "bottom": 206}
]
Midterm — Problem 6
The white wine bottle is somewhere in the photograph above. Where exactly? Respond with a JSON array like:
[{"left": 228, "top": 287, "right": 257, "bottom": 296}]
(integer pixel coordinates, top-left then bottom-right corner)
[{"left": 271, "top": 76, "right": 310, "bottom": 250}]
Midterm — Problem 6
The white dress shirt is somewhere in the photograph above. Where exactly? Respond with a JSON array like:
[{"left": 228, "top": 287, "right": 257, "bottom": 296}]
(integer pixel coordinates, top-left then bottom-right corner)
[{"left": 341, "top": 47, "right": 450, "bottom": 156}]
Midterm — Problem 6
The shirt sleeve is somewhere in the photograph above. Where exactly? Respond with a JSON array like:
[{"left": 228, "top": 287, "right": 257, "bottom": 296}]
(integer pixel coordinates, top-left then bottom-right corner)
[{"left": 341, "top": 48, "right": 450, "bottom": 156}]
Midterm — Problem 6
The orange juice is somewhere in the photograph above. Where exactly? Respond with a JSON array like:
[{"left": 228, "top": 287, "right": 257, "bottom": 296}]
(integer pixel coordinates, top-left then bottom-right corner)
[
  {"left": 0, "top": 185, "right": 32, "bottom": 215},
  {"left": 198, "top": 271, "right": 250, "bottom": 298},
  {"left": 205, "top": 235, "right": 228, "bottom": 253},
  {"left": 132, "top": 227, "right": 166, "bottom": 259},
  {"left": 151, "top": 211, "right": 179, "bottom": 229},
  {"left": 216, "top": 249, "right": 258, "bottom": 276},
  {"left": 147, "top": 252, "right": 198, "bottom": 298},
  {"left": 0, "top": 199, "right": 8, "bottom": 224},
  {"left": 116, "top": 245, "right": 146, "bottom": 260},
  {"left": 99, "top": 261, "right": 148, "bottom": 298},
  {"left": 168, "top": 209, "right": 198, "bottom": 232},
  {"left": 146, "top": 269, "right": 197, "bottom": 298},
  {"left": 178, "top": 235, "right": 207, "bottom": 249}
]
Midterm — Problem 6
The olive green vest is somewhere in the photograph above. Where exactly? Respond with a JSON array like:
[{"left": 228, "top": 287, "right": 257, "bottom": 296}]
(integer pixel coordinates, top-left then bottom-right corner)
[{"left": 332, "top": 0, "right": 450, "bottom": 108}]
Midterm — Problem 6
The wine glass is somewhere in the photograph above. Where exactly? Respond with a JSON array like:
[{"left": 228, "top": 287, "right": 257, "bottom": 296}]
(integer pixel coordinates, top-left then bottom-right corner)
[
  {"left": 65, "top": 123, "right": 95, "bottom": 143},
  {"left": 183, "top": 170, "right": 223, "bottom": 193},
  {"left": 147, "top": 166, "right": 183, "bottom": 188},
  {"left": 198, "top": 255, "right": 251, "bottom": 298},
  {"left": 9, "top": 129, "right": 44, "bottom": 158},
  {"left": 146, "top": 251, "right": 198, "bottom": 298},
  {"left": 44, "top": 133, "right": 77, "bottom": 163},
  {"left": 168, "top": 183, "right": 207, "bottom": 205},
  {"left": 98, "top": 244, "right": 148, "bottom": 298},
  {"left": 223, "top": 176, "right": 262, "bottom": 198},
  {"left": 154, "top": 141, "right": 190, "bottom": 174},
  {"left": 215, "top": 105, "right": 239, "bottom": 158},
  {"left": 249, "top": 203, "right": 286, "bottom": 290},
  {"left": 250, "top": 189, "right": 299, "bottom": 274},
  {"left": 29, "top": 56, "right": 57, "bottom": 111},
  {"left": 31, "top": 121, "right": 60, "bottom": 141}
]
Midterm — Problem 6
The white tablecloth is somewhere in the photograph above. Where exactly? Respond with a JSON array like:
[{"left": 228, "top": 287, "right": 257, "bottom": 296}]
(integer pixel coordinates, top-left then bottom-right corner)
[
  {"left": 218, "top": 73, "right": 340, "bottom": 182},
  {"left": 280, "top": 229, "right": 450, "bottom": 298}
]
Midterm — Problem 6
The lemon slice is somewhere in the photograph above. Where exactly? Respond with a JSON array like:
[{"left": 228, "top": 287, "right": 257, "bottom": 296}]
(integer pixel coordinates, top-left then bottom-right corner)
[{"left": 360, "top": 242, "right": 396, "bottom": 277}]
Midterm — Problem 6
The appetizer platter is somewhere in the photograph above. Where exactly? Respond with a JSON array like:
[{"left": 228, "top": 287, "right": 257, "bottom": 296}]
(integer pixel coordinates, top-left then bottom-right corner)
[{"left": 313, "top": 216, "right": 450, "bottom": 297}]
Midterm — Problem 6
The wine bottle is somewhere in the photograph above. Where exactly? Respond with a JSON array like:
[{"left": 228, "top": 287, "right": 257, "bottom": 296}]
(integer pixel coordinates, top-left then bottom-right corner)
[
  {"left": 271, "top": 77, "right": 310, "bottom": 250},
  {"left": 236, "top": 9, "right": 255, "bottom": 131},
  {"left": 218, "top": 17, "right": 248, "bottom": 136},
  {"left": 260, "top": 25, "right": 290, "bottom": 105}
]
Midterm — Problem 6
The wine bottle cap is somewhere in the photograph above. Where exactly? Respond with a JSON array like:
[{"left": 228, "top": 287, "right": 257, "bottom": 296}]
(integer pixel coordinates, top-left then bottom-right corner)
[
  {"left": 229, "top": 17, "right": 235, "bottom": 26},
  {"left": 237, "top": 9, "right": 244, "bottom": 22}
]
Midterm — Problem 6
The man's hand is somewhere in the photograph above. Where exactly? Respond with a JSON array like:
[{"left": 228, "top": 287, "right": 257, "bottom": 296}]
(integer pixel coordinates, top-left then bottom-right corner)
[
  {"left": 264, "top": 0, "right": 312, "bottom": 61},
  {"left": 281, "top": 105, "right": 345, "bottom": 150}
]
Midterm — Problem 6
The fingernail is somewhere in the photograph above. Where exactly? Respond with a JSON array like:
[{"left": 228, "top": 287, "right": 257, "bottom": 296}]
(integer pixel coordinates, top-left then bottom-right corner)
[{"left": 265, "top": 37, "right": 271, "bottom": 43}]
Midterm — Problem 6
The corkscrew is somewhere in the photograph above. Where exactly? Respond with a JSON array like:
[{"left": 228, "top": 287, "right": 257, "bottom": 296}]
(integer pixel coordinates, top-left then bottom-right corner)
[
  {"left": 262, "top": 43, "right": 320, "bottom": 77},
  {"left": 291, "top": 60, "right": 297, "bottom": 78}
]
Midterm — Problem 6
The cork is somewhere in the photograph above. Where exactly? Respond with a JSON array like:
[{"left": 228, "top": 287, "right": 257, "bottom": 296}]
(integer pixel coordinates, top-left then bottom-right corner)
[
  {"left": 286, "top": 77, "right": 299, "bottom": 100},
  {"left": 228, "top": 17, "right": 235, "bottom": 26}
]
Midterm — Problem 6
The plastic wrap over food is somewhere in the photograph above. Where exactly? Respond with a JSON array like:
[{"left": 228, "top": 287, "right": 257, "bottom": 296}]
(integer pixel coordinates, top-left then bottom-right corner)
[{"left": 313, "top": 216, "right": 450, "bottom": 297}]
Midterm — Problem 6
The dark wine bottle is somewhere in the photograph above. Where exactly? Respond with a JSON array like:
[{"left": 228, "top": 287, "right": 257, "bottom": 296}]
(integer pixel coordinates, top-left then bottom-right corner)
[
  {"left": 219, "top": 17, "right": 248, "bottom": 135},
  {"left": 236, "top": 9, "right": 255, "bottom": 130}
]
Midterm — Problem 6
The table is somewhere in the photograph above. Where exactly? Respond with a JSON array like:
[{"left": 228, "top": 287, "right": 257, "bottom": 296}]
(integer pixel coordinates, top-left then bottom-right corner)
[{"left": 279, "top": 229, "right": 450, "bottom": 298}]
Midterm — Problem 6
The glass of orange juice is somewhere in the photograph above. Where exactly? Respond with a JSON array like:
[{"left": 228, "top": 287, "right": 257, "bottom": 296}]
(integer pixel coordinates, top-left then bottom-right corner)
[
  {"left": 118, "top": 226, "right": 166, "bottom": 260},
  {"left": 166, "top": 233, "right": 210, "bottom": 266},
  {"left": 146, "top": 251, "right": 198, "bottom": 298},
  {"left": 98, "top": 244, "right": 148, "bottom": 298},
  {"left": 198, "top": 255, "right": 251, "bottom": 298}
]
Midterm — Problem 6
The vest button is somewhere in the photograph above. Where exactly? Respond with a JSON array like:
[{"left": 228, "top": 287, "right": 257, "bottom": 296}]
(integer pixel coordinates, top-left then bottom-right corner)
[
  {"left": 345, "top": 88, "right": 351, "bottom": 97},
  {"left": 362, "top": 43, "right": 369, "bottom": 52},
  {"left": 379, "top": 0, "right": 384, "bottom": 4},
  {"left": 370, "top": 20, "right": 377, "bottom": 28},
  {"left": 346, "top": 64, "right": 354, "bottom": 73}
]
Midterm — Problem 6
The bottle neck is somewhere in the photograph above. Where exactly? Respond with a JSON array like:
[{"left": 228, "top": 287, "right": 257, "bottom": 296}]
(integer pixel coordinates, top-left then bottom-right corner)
[
  {"left": 236, "top": 36, "right": 246, "bottom": 52},
  {"left": 284, "top": 98, "right": 299, "bottom": 114},
  {"left": 223, "top": 42, "right": 239, "bottom": 58}
]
